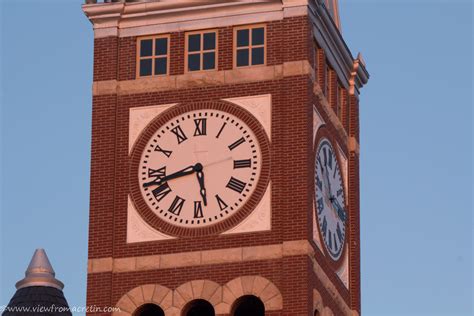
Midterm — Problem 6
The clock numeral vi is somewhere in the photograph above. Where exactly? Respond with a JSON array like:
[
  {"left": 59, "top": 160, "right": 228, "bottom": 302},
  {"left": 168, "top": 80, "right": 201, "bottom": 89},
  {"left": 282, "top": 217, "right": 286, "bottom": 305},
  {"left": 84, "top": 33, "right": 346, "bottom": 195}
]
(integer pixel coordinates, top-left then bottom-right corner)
[
  {"left": 154, "top": 144, "right": 172, "bottom": 158},
  {"left": 226, "top": 177, "right": 246, "bottom": 194},
  {"left": 233, "top": 159, "right": 251, "bottom": 169},
  {"left": 194, "top": 118, "right": 207, "bottom": 136},
  {"left": 215, "top": 194, "right": 228, "bottom": 211},
  {"left": 168, "top": 196, "right": 185, "bottom": 216},
  {"left": 194, "top": 201, "right": 204, "bottom": 218},
  {"left": 171, "top": 125, "right": 188, "bottom": 144}
]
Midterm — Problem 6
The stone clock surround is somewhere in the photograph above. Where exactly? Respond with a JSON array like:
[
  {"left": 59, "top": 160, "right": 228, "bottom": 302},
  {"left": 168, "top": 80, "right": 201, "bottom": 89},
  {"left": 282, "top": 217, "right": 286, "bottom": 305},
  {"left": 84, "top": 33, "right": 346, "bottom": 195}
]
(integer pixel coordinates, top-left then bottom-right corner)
[{"left": 129, "top": 101, "right": 271, "bottom": 237}]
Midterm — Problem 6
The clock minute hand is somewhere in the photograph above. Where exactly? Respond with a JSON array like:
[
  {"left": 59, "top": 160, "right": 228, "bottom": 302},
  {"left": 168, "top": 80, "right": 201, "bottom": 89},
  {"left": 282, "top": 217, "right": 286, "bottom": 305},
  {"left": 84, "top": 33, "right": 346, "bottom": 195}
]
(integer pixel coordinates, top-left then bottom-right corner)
[
  {"left": 143, "top": 164, "right": 198, "bottom": 188},
  {"left": 330, "top": 196, "right": 347, "bottom": 223}
]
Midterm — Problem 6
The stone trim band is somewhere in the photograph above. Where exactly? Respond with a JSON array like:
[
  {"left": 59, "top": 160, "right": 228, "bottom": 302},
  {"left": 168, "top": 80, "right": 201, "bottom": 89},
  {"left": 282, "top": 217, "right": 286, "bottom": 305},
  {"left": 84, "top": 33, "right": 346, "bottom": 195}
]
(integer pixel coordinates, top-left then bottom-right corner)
[
  {"left": 92, "top": 60, "right": 314, "bottom": 96},
  {"left": 88, "top": 240, "right": 312, "bottom": 274}
]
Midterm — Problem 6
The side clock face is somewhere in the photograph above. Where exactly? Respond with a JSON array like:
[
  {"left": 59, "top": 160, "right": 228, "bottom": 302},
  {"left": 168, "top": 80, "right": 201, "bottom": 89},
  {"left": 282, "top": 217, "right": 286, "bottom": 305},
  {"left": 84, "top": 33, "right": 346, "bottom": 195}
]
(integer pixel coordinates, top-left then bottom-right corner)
[
  {"left": 315, "top": 138, "right": 347, "bottom": 262},
  {"left": 134, "top": 108, "right": 265, "bottom": 231}
]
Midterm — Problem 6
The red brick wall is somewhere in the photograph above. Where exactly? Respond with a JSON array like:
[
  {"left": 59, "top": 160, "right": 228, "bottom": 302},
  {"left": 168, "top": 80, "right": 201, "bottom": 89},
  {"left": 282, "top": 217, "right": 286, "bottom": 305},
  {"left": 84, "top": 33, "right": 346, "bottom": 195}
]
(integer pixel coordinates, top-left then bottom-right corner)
[
  {"left": 88, "top": 95, "right": 117, "bottom": 259},
  {"left": 348, "top": 95, "right": 361, "bottom": 313},
  {"left": 93, "top": 37, "right": 118, "bottom": 81},
  {"left": 87, "top": 13, "right": 359, "bottom": 315},
  {"left": 95, "top": 16, "right": 309, "bottom": 82}
]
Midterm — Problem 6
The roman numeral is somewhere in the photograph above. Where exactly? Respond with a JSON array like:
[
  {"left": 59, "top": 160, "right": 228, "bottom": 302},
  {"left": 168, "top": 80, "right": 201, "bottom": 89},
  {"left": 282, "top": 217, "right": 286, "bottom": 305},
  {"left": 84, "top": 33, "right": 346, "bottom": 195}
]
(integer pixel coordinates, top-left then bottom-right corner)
[
  {"left": 148, "top": 167, "right": 166, "bottom": 182},
  {"left": 216, "top": 122, "right": 227, "bottom": 139},
  {"left": 154, "top": 144, "right": 172, "bottom": 158},
  {"left": 194, "top": 118, "right": 207, "bottom": 136},
  {"left": 316, "top": 177, "right": 323, "bottom": 191},
  {"left": 327, "top": 149, "right": 333, "bottom": 169},
  {"left": 228, "top": 137, "right": 246, "bottom": 151},
  {"left": 337, "top": 189, "right": 343, "bottom": 197},
  {"left": 215, "top": 194, "right": 228, "bottom": 211},
  {"left": 316, "top": 197, "right": 324, "bottom": 215},
  {"left": 152, "top": 183, "right": 172, "bottom": 202},
  {"left": 333, "top": 161, "right": 337, "bottom": 177},
  {"left": 333, "top": 232, "right": 338, "bottom": 250},
  {"left": 322, "top": 216, "right": 328, "bottom": 237},
  {"left": 194, "top": 201, "right": 204, "bottom": 218},
  {"left": 226, "top": 177, "right": 246, "bottom": 193},
  {"left": 323, "top": 147, "right": 328, "bottom": 166},
  {"left": 168, "top": 196, "right": 185, "bottom": 216},
  {"left": 233, "top": 159, "right": 251, "bottom": 169},
  {"left": 171, "top": 125, "right": 187, "bottom": 144},
  {"left": 336, "top": 223, "right": 343, "bottom": 244},
  {"left": 328, "top": 230, "right": 333, "bottom": 250}
]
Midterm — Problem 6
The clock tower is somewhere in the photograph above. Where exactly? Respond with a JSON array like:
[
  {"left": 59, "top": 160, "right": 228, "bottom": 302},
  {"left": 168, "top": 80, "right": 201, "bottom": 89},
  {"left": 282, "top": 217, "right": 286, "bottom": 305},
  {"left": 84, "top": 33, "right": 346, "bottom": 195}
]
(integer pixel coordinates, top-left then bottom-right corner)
[{"left": 82, "top": 1, "right": 368, "bottom": 315}]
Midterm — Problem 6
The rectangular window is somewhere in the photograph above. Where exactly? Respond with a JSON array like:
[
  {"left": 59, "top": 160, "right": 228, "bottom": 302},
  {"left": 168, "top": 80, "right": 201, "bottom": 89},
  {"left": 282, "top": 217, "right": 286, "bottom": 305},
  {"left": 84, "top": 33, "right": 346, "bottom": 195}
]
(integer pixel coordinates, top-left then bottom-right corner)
[
  {"left": 137, "top": 35, "right": 170, "bottom": 78},
  {"left": 185, "top": 30, "right": 218, "bottom": 72},
  {"left": 234, "top": 25, "right": 266, "bottom": 68}
]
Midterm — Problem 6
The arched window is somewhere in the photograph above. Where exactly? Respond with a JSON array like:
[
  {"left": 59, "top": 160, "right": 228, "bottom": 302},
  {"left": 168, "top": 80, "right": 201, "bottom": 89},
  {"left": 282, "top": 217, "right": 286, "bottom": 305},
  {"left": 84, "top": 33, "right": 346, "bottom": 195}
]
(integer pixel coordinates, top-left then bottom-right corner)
[
  {"left": 232, "top": 295, "right": 265, "bottom": 316},
  {"left": 314, "top": 309, "right": 321, "bottom": 316},
  {"left": 183, "top": 299, "right": 215, "bottom": 316},
  {"left": 133, "top": 304, "right": 165, "bottom": 316}
]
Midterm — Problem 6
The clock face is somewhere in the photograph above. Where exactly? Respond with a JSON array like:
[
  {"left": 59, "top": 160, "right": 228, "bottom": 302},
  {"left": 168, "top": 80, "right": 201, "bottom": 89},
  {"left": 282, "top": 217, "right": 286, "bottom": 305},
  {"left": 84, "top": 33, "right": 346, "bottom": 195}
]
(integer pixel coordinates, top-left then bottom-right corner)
[
  {"left": 136, "top": 108, "right": 263, "bottom": 230},
  {"left": 315, "top": 138, "right": 347, "bottom": 262}
]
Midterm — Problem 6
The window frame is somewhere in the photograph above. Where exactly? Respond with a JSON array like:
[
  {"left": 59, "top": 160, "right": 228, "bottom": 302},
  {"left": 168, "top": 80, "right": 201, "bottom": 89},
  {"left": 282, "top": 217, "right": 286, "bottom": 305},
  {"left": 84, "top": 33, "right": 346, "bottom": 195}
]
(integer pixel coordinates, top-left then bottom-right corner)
[
  {"left": 233, "top": 24, "right": 267, "bottom": 68},
  {"left": 136, "top": 34, "right": 171, "bottom": 78},
  {"left": 184, "top": 29, "right": 219, "bottom": 73}
]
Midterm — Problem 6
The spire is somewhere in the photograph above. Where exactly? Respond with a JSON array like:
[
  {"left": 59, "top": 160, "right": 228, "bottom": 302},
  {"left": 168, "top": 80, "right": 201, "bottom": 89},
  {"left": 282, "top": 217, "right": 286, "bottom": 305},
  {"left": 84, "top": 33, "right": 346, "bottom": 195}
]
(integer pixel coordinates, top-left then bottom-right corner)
[{"left": 15, "top": 249, "right": 64, "bottom": 290}]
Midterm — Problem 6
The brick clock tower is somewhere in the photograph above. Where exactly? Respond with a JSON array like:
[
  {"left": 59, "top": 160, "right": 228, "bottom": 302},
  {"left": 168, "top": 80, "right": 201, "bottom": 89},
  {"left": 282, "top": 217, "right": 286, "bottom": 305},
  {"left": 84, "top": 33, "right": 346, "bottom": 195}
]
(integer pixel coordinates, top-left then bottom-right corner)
[{"left": 83, "top": 1, "right": 368, "bottom": 316}]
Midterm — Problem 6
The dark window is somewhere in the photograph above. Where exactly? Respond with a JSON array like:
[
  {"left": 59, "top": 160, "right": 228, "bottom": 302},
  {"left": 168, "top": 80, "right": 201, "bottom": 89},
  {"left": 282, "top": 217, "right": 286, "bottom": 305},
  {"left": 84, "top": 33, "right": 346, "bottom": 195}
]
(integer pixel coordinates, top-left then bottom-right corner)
[
  {"left": 237, "top": 29, "right": 249, "bottom": 47},
  {"left": 155, "top": 38, "right": 168, "bottom": 55},
  {"left": 232, "top": 295, "right": 265, "bottom": 316},
  {"left": 251, "top": 47, "right": 264, "bottom": 65},
  {"left": 133, "top": 304, "right": 164, "bottom": 316},
  {"left": 140, "top": 39, "right": 153, "bottom": 57},
  {"left": 252, "top": 28, "right": 264, "bottom": 45},
  {"left": 140, "top": 59, "right": 153, "bottom": 77},
  {"left": 189, "top": 34, "right": 201, "bottom": 52},
  {"left": 183, "top": 299, "right": 215, "bottom": 316},
  {"left": 155, "top": 58, "right": 167, "bottom": 75},
  {"left": 314, "top": 309, "right": 321, "bottom": 316},
  {"left": 138, "top": 36, "right": 169, "bottom": 77},
  {"left": 237, "top": 49, "right": 249, "bottom": 67},
  {"left": 187, "top": 31, "right": 217, "bottom": 72},
  {"left": 235, "top": 26, "right": 265, "bottom": 67}
]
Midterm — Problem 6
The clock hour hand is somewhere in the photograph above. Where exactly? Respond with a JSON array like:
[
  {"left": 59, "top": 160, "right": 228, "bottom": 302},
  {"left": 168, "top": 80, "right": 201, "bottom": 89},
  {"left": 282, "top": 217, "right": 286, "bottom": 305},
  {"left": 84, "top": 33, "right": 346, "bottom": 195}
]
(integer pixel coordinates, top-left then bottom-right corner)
[
  {"left": 196, "top": 169, "right": 207, "bottom": 206},
  {"left": 143, "top": 163, "right": 201, "bottom": 188},
  {"left": 330, "top": 196, "right": 347, "bottom": 222}
]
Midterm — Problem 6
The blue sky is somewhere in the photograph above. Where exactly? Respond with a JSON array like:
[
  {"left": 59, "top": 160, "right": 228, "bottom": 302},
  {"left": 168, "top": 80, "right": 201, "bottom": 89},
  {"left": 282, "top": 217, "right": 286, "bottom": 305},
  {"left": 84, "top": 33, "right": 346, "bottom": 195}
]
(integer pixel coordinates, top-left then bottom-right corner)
[{"left": 1, "top": 1, "right": 472, "bottom": 315}]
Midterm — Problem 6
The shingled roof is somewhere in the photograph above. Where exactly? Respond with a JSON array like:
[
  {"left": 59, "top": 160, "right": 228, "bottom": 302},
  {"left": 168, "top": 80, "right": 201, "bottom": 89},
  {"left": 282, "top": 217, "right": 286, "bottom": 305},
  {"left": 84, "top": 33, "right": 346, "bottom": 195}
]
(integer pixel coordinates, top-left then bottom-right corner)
[{"left": 2, "top": 249, "right": 72, "bottom": 316}]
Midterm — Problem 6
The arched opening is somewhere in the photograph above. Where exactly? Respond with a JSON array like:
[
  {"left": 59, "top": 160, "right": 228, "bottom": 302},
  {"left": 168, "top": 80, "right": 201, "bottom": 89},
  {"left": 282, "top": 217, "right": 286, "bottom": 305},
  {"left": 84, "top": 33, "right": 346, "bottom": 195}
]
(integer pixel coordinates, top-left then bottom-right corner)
[
  {"left": 232, "top": 295, "right": 265, "bottom": 316},
  {"left": 133, "top": 303, "right": 165, "bottom": 316},
  {"left": 182, "top": 299, "right": 215, "bottom": 316},
  {"left": 314, "top": 309, "right": 321, "bottom": 316}
]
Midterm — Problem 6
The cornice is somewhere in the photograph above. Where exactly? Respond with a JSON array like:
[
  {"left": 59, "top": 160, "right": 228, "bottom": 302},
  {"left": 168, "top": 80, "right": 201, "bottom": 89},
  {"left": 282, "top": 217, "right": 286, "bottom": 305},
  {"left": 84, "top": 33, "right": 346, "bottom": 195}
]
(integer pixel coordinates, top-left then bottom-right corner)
[
  {"left": 309, "top": 0, "right": 369, "bottom": 95},
  {"left": 83, "top": 0, "right": 285, "bottom": 32}
]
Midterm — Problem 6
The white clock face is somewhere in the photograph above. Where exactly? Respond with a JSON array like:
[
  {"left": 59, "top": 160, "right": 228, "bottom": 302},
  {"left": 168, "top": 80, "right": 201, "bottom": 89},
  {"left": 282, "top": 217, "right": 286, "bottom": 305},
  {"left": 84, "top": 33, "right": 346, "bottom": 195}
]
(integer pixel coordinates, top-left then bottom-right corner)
[
  {"left": 138, "top": 109, "right": 262, "bottom": 228},
  {"left": 315, "top": 138, "right": 347, "bottom": 261}
]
